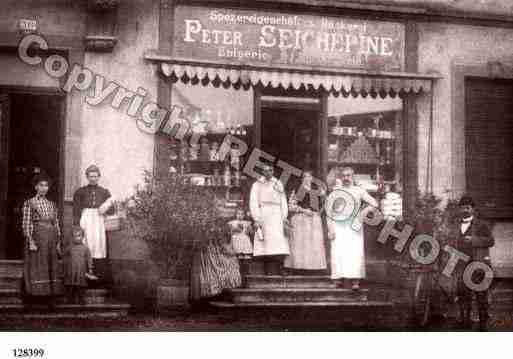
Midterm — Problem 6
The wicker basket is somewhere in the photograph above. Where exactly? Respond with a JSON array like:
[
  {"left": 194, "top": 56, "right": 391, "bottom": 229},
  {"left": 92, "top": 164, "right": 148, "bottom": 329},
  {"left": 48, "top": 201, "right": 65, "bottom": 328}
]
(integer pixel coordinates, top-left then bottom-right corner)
[{"left": 104, "top": 215, "right": 122, "bottom": 231}]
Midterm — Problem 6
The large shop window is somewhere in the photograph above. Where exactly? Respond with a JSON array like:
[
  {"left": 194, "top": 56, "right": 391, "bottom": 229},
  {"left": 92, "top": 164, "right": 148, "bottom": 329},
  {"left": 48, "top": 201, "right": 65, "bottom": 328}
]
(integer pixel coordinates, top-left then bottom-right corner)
[
  {"left": 326, "top": 94, "right": 403, "bottom": 195},
  {"left": 160, "top": 81, "right": 255, "bottom": 214}
]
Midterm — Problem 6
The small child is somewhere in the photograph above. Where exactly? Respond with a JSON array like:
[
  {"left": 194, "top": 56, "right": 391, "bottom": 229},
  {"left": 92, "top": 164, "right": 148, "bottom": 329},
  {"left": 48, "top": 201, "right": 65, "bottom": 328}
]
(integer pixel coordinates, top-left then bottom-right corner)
[
  {"left": 228, "top": 209, "right": 253, "bottom": 259},
  {"left": 228, "top": 209, "right": 253, "bottom": 287},
  {"left": 64, "top": 226, "right": 97, "bottom": 304}
]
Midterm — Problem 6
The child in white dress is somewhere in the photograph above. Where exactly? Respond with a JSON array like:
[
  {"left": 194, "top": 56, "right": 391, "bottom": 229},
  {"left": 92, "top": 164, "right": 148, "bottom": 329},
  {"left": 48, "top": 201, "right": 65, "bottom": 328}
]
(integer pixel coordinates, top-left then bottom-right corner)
[
  {"left": 228, "top": 209, "right": 253, "bottom": 287},
  {"left": 228, "top": 209, "right": 253, "bottom": 259}
]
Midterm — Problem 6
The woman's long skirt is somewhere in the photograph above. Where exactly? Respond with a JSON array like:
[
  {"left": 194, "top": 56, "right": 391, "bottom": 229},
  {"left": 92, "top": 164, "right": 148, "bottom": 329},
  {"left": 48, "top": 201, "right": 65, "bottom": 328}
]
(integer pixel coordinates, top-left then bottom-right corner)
[
  {"left": 24, "top": 222, "right": 62, "bottom": 296},
  {"left": 80, "top": 208, "right": 107, "bottom": 259},
  {"left": 331, "top": 220, "right": 366, "bottom": 280},
  {"left": 190, "top": 242, "right": 241, "bottom": 300},
  {"left": 284, "top": 213, "right": 327, "bottom": 270}
]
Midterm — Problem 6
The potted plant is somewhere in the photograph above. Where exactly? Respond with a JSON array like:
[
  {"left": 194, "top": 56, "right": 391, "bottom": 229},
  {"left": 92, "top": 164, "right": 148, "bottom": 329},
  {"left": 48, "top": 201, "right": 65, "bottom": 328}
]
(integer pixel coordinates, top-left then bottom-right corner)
[{"left": 124, "top": 171, "right": 220, "bottom": 309}]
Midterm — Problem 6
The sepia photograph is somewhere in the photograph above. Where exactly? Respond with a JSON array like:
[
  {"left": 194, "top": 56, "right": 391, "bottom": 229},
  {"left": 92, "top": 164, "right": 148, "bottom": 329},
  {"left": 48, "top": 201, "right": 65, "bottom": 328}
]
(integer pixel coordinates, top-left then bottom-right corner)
[{"left": 0, "top": 1, "right": 512, "bottom": 354}]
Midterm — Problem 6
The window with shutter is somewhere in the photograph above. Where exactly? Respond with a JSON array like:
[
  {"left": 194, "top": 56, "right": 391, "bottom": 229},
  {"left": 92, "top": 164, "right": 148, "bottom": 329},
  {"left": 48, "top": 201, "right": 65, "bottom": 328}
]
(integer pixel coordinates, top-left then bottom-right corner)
[{"left": 465, "top": 78, "right": 513, "bottom": 219}]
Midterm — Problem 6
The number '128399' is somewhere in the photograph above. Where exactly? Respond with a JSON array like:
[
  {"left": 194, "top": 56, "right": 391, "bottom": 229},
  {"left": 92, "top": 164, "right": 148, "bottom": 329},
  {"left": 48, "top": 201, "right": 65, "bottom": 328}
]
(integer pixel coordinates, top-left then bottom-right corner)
[{"left": 12, "top": 348, "right": 45, "bottom": 358}]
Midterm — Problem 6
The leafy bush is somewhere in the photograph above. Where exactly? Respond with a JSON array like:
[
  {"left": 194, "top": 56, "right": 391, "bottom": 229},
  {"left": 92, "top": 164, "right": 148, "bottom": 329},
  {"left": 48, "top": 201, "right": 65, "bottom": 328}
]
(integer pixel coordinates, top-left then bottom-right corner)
[{"left": 124, "top": 171, "right": 221, "bottom": 279}]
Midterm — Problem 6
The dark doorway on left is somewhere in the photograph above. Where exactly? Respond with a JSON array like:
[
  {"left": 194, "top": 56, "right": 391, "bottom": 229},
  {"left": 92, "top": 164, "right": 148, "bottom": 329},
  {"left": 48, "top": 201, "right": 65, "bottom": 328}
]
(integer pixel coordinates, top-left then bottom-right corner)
[{"left": 0, "top": 92, "right": 63, "bottom": 259}]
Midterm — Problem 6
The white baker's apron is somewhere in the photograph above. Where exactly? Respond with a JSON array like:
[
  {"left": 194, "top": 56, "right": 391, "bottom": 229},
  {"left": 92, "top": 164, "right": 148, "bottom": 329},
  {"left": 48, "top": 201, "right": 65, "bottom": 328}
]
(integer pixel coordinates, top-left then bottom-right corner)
[
  {"left": 80, "top": 208, "right": 107, "bottom": 259},
  {"left": 253, "top": 203, "right": 290, "bottom": 257}
]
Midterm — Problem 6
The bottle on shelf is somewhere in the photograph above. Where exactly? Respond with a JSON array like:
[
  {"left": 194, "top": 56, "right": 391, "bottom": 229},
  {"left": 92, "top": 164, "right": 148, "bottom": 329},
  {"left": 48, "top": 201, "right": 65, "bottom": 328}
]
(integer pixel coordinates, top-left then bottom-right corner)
[
  {"left": 189, "top": 144, "right": 199, "bottom": 160},
  {"left": 213, "top": 168, "right": 221, "bottom": 186},
  {"left": 230, "top": 147, "right": 241, "bottom": 170},
  {"left": 234, "top": 170, "right": 241, "bottom": 187},
  {"left": 210, "top": 141, "right": 220, "bottom": 161},
  {"left": 223, "top": 163, "right": 231, "bottom": 186}
]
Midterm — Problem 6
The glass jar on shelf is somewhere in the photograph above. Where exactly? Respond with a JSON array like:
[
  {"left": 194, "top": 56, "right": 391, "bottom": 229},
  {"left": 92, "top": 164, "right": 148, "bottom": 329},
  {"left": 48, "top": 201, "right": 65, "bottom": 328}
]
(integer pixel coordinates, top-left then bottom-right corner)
[
  {"left": 210, "top": 141, "right": 220, "bottom": 161},
  {"left": 189, "top": 144, "right": 199, "bottom": 160},
  {"left": 223, "top": 163, "right": 231, "bottom": 186},
  {"left": 213, "top": 168, "right": 221, "bottom": 186}
]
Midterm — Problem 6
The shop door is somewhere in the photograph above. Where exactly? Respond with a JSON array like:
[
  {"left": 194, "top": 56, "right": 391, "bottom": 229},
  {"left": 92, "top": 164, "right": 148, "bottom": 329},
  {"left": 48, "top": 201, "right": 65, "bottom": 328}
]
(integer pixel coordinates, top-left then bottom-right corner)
[
  {"left": 465, "top": 78, "right": 513, "bottom": 219},
  {"left": 259, "top": 95, "right": 323, "bottom": 192},
  {"left": 0, "top": 94, "right": 10, "bottom": 255}
]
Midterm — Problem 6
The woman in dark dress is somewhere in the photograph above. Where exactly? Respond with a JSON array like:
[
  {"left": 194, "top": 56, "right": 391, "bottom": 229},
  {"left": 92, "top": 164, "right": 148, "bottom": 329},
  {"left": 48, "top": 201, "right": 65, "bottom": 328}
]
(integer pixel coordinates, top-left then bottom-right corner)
[{"left": 22, "top": 174, "right": 63, "bottom": 304}]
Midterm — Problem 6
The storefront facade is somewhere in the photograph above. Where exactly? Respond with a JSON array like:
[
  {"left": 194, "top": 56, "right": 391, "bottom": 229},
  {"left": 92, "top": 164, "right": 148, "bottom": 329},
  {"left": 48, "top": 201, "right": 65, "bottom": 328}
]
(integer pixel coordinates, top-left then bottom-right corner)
[{"left": 1, "top": 0, "right": 513, "bottom": 302}]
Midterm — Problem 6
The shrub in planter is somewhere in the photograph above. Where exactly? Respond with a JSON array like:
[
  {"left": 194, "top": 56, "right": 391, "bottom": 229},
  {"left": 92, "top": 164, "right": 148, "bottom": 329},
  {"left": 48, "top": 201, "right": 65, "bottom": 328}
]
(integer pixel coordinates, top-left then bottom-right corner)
[{"left": 124, "top": 171, "right": 221, "bottom": 307}]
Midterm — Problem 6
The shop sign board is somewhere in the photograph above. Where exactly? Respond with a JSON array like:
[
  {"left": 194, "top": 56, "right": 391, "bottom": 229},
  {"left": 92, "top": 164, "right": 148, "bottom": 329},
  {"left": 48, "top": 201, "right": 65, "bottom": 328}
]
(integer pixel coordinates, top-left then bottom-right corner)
[{"left": 172, "top": 5, "right": 405, "bottom": 72}]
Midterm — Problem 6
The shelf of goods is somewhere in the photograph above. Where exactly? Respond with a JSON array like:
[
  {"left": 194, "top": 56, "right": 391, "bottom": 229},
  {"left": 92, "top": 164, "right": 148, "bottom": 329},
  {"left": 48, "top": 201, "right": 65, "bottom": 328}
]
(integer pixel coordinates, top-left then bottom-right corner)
[
  {"left": 327, "top": 111, "right": 399, "bottom": 195},
  {"left": 167, "top": 128, "right": 251, "bottom": 217}
]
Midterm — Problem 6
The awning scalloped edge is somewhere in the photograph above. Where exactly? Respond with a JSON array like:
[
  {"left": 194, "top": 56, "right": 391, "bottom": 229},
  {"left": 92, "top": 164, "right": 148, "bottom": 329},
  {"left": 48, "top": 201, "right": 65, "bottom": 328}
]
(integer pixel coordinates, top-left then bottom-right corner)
[
  {"left": 160, "top": 62, "right": 432, "bottom": 94},
  {"left": 153, "top": 52, "right": 440, "bottom": 93}
]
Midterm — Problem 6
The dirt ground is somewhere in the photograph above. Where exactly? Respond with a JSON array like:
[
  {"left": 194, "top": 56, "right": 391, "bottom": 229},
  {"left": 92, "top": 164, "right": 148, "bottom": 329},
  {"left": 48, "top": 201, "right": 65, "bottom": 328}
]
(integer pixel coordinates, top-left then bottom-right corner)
[{"left": 0, "top": 310, "right": 512, "bottom": 331}]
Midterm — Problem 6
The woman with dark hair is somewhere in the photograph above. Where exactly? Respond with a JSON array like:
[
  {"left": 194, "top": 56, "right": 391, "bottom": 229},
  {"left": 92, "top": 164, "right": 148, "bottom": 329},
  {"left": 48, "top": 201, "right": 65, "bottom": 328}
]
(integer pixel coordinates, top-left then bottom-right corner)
[
  {"left": 72, "top": 164, "right": 114, "bottom": 281},
  {"left": 22, "top": 173, "right": 63, "bottom": 303},
  {"left": 284, "top": 170, "right": 327, "bottom": 271}
]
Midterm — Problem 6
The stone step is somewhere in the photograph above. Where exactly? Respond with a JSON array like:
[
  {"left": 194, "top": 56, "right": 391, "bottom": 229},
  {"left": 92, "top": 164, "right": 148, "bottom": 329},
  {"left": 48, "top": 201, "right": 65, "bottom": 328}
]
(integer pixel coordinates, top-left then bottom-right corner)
[
  {"left": 0, "top": 260, "right": 24, "bottom": 290},
  {"left": 211, "top": 300, "right": 392, "bottom": 308},
  {"left": 0, "top": 289, "right": 22, "bottom": 304},
  {"left": 0, "top": 302, "right": 130, "bottom": 319},
  {"left": 230, "top": 288, "right": 368, "bottom": 303},
  {"left": 57, "top": 289, "right": 111, "bottom": 305},
  {"left": 0, "top": 260, "right": 24, "bottom": 278},
  {"left": 245, "top": 275, "right": 335, "bottom": 289},
  {"left": 0, "top": 276, "right": 22, "bottom": 290},
  {"left": 0, "top": 287, "right": 114, "bottom": 305}
]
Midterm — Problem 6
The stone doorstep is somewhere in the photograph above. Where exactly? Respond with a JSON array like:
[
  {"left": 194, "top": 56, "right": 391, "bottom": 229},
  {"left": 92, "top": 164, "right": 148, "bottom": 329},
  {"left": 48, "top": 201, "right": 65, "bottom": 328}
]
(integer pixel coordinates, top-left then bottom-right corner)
[
  {"left": 211, "top": 300, "right": 393, "bottom": 308},
  {"left": 58, "top": 288, "right": 111, "bottom": 304},
  {"left": 0, "top": 302, "right": 130, "bottom": 311},
  {"left": 229, "top": 288, "right": 369, "bottom": 303},
  {"left": 0, "top": 261, "right": 23, "bottom": 278},
  {"left": 0, "top": 289, "right": 22, "bottom": 304},
  {"left": 245, "top": 275, "right": 336, "bottom": 288},
  {"left": 0, "top": 311, "right": 128, "bottom": 319},
  {"left": 0, "top": 302, "right": 130, "bottom": 319},
  {"left": 0, "top": 276, "right": 23, "bottom": 290}
]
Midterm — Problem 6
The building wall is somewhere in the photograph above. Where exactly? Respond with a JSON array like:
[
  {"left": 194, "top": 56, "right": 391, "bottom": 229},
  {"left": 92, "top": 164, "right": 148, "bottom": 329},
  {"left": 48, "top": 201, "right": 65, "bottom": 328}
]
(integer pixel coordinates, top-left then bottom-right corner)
[
  {"left": 417, "top": 22, "right": 513, "bottom": 270},
  {"left": 0, "top": 0, "right": 85, "bottom": 38},
  {"left": 417, "top": 22, "right": 513, "bottom": 200},
  {"left": 0, "top": 0, "right": 161, "bottom": 301},
  {"left": 78, "top": 0, "right": 160, "bottom": 304},
  {"left": 80, "top": 0, "right": 159, "bottom": 203}
]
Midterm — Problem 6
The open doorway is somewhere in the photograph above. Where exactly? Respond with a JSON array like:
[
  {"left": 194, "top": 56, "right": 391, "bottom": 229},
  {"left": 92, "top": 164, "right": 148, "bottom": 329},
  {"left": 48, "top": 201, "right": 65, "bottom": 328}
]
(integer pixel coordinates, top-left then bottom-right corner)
[
  {"left": 260, "top": 96, "right": 322, "bottom": 194},
  {"left": 0, "top": 92, "right": 63, "bottom": 259}
]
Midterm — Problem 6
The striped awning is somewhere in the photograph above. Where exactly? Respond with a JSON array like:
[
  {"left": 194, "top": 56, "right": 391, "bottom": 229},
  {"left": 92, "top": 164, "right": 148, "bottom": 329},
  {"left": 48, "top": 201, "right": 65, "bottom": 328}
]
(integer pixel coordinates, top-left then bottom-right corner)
[{"left": 146, "top": 52, "right": 440, "bottom": 95}]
